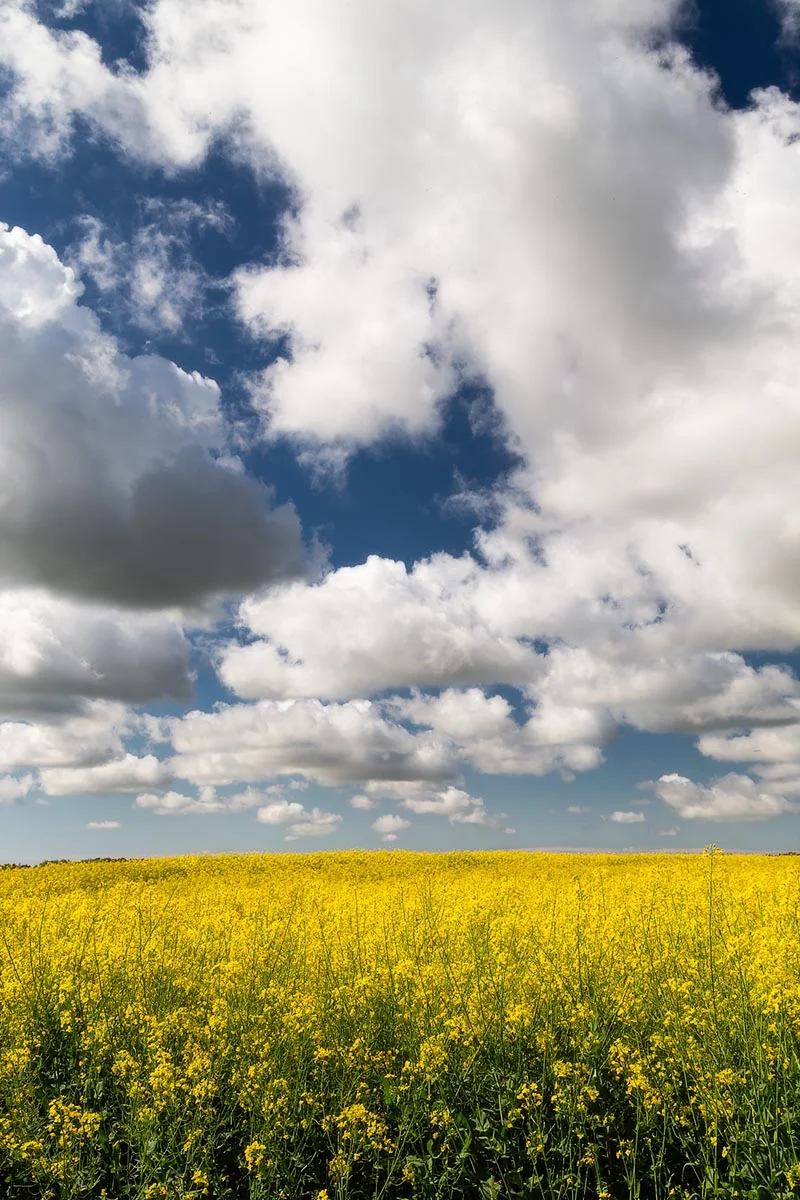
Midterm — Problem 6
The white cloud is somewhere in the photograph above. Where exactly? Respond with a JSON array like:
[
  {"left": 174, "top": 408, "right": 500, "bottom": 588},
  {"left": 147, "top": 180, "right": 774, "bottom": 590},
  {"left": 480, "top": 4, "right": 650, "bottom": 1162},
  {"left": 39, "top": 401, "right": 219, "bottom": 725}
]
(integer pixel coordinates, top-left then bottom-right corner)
[
  {"left": 227, "top": 784, "right": 296, "bottom": 809},
  {"left": 366, "top": 779, "right": 502, "bottom": 826},
  {"left": 749, "top": 770, "right": 800, "bottom": 797},
  {"left": 609, "top": 809, "right": 646, "bottom": 824},
  {"left": 654, "top": 772, "right": 798, "bottom": 821},
  {"left": 239, "top": 228, "right": 456, "bottom": 448},
  {"left": 0, "top": 702, "right": 131, "bottom": 771},
  {"left": 220, "top": 556, "right": 543, "bottom": 700},
  {"left": 391, "top": 688, "right": 519, "bottom": 742},
  {"left": 136, "top": 789, "right": 199, "bottom": 815},
  {"left": 697, "top": 724, "right": 800, "bottom": 802},
  {"left": 698, "top": 724, "right": 800, "bottom": 767},
  {"left": 407, "top": 786, "right": 498, "bottom": 826},
  {"left": 222, "top": 551, "right": 800, "bottom": 753},
  {"left": 756, "top": 761, "right": 800, "bottom": 781},
  {"left": 255, "top": 799, "right": 307, "bottom": 825},
  {"left": 533, "top": 646, "right": 800, "bottom": 736},
  {"left": 373, "top": 813, "right": 410, "bottom": 841},
  {"left": 39, "top": 753, "right": 172, "bottom": 795},
  {"left": 135, "top": 783, "right": 286, "bottom": 816},
  {"left": 86, "top": 819, "right": 120, "bottom": 830},
  {"left": 567, "top": 805, "right": 587, "bottom": 815},
  {"left": 393, "top": 688, "right": 608, "bottom": 776},
  {"left": 0, "top": 773, "right": 34, "bottom": 803},
  {"left": 135, "top": 785, "right": 231, "bottom": 815},
  {"left": 168, "top": 697, "right": 456, "bottom": 787},
  {"left": 350, "top": 793, "right": 375, "bottom": 810},
  {"left": 255, "top": 795, "right": 342, "bottom": 837},
  {"left": 283, "top": 807, "right": 342, "bottom": 838}
]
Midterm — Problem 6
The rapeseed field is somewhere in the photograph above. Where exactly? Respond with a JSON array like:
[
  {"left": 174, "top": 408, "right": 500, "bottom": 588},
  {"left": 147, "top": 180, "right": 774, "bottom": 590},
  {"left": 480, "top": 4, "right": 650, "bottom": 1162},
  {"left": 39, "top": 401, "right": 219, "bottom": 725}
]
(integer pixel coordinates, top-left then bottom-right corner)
[{"left": 0, "top": 849, "right": 798, "bottom": 1199}]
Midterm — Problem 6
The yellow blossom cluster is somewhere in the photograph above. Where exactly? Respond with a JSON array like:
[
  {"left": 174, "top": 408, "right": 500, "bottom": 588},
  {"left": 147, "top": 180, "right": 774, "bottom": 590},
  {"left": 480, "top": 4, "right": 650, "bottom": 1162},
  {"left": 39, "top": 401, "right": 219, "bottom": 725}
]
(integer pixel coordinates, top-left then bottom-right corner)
[{"left": 0, "top": 849, "right": 798, "bottom": 1197}]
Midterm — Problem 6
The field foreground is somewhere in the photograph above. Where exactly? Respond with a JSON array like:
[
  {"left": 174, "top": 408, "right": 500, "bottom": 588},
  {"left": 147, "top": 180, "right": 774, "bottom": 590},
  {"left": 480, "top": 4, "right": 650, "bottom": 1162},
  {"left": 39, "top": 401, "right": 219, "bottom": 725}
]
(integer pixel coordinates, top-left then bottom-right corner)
[{"left": 0, "top": 850, "right": 799, "bottom": 1199}]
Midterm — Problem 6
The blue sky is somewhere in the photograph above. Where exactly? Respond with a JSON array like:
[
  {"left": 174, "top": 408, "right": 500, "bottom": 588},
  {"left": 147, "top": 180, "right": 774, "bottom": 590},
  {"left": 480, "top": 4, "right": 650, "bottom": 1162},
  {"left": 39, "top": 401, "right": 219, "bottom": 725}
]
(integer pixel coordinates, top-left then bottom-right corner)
[{"left": 0, "top": 0, "right": 799, "bottom": 860}]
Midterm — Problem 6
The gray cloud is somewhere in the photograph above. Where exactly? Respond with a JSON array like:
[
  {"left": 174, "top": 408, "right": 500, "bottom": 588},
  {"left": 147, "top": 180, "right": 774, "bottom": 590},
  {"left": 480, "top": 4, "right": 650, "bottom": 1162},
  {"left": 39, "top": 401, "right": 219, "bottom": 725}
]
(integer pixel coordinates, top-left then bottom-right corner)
[
  {"left": 0, "top": 223, "right": 314, "bottom": 609},
  {"left": 0, "top": 591, "right": 192, "bottom": 716},
  {"left": 1, "top": 444, "right": 310, "bottom": 608}
]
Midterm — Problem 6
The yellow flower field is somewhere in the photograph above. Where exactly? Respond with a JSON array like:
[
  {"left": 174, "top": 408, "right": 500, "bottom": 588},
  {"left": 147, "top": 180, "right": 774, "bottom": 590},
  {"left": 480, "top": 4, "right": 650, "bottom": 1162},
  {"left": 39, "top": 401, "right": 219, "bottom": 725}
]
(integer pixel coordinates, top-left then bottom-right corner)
[{"left": 0, "top": 850, "right": 798, "bottom": 1199}]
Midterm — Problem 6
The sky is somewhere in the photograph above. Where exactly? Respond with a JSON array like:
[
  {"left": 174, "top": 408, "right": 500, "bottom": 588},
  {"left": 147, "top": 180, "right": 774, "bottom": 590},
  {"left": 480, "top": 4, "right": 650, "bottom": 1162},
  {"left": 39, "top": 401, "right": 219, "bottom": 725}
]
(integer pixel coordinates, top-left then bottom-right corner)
[{"left": 0, "top": 0, "right": 799, "bottom": 861}]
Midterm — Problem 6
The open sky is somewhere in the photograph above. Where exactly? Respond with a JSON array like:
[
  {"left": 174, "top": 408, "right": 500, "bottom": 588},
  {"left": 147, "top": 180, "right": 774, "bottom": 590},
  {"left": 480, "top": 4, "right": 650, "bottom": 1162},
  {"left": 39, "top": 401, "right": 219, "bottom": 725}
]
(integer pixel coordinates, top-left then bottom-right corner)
[{"left": 0, "top": 0, "right": 799, "bottom": 860}]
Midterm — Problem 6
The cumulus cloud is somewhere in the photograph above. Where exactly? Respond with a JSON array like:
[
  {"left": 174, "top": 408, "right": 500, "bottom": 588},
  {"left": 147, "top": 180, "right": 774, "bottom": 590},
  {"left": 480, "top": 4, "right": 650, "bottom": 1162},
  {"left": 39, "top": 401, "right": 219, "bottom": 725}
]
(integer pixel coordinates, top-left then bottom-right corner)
[
  {"left": 167, "top": 698, "right": 456, "bottom": 788},
  {"left": 365, "top": 779, "right": 502, "bottom": 826},
  {"left": 138, "top": 783, "right": 310, "bottom": 816},
  {"left": 0, "top": 773, "right": 34, "bottom": 803},
  {"left": 653, "top": 772, "right": 798, "bottom": 821},
  {"left": 0, "top": 705, "right": 174, "bottom": 800},
  {"left": 403, "top": 786, "right": 500, "bottom": 826},
  {"left": 222, "top": 548, "right": 800, "bottom": 752},
  {"left": 393, "top": 688, "right": 608, "bottom": 776},
  {"left": 698, "top": 724, "right": 800, "bottom": 768},
  {"left": 0, "top": 702, "right": 131, "bottom": 772},
  {"left": 0, "top": 591, "right": 192, "bottom": 715},
  {"left": 0, "top": 223, "right": 312, "bottom": 609},
  {"left": 284, "top": 808, "right": 342, "bottom": 838},
  {"left": 255, "top": 799, "right": 307, "bottom": 825},
  {"left": 362, "top": 777, "right": 501, "bottom": 825},
  {"left": 135, "top": 786, "right": 223, "bottom": 816},
  {"left": 39, "top": 753, "right": 172, "bottom": 796},
  {"left": 255, "top": 796, "right": 342, "bottom": 837},
  {"left": 609, "top": 810, "right": 646, "bottom": 824},
  {"left": 350, "top": 793, "right": 376, "bottom": 810},
  {"left": 133, "top": 784, "right": 273, "bottom": 815},
  {"left": 533, "top": 647, "right": 800, "bottom": 736},
  {"left": 372, "top": 813, "right": 410, "bottom": 841},
  {"left": 695, "top": 722, "right": 800, "bottom": 803},
  {"left": 219, "top": 556, "right": 543, "bottom": 700},
  {"left": 86, "top": 819, "right": 120, "bottom": 830}
]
